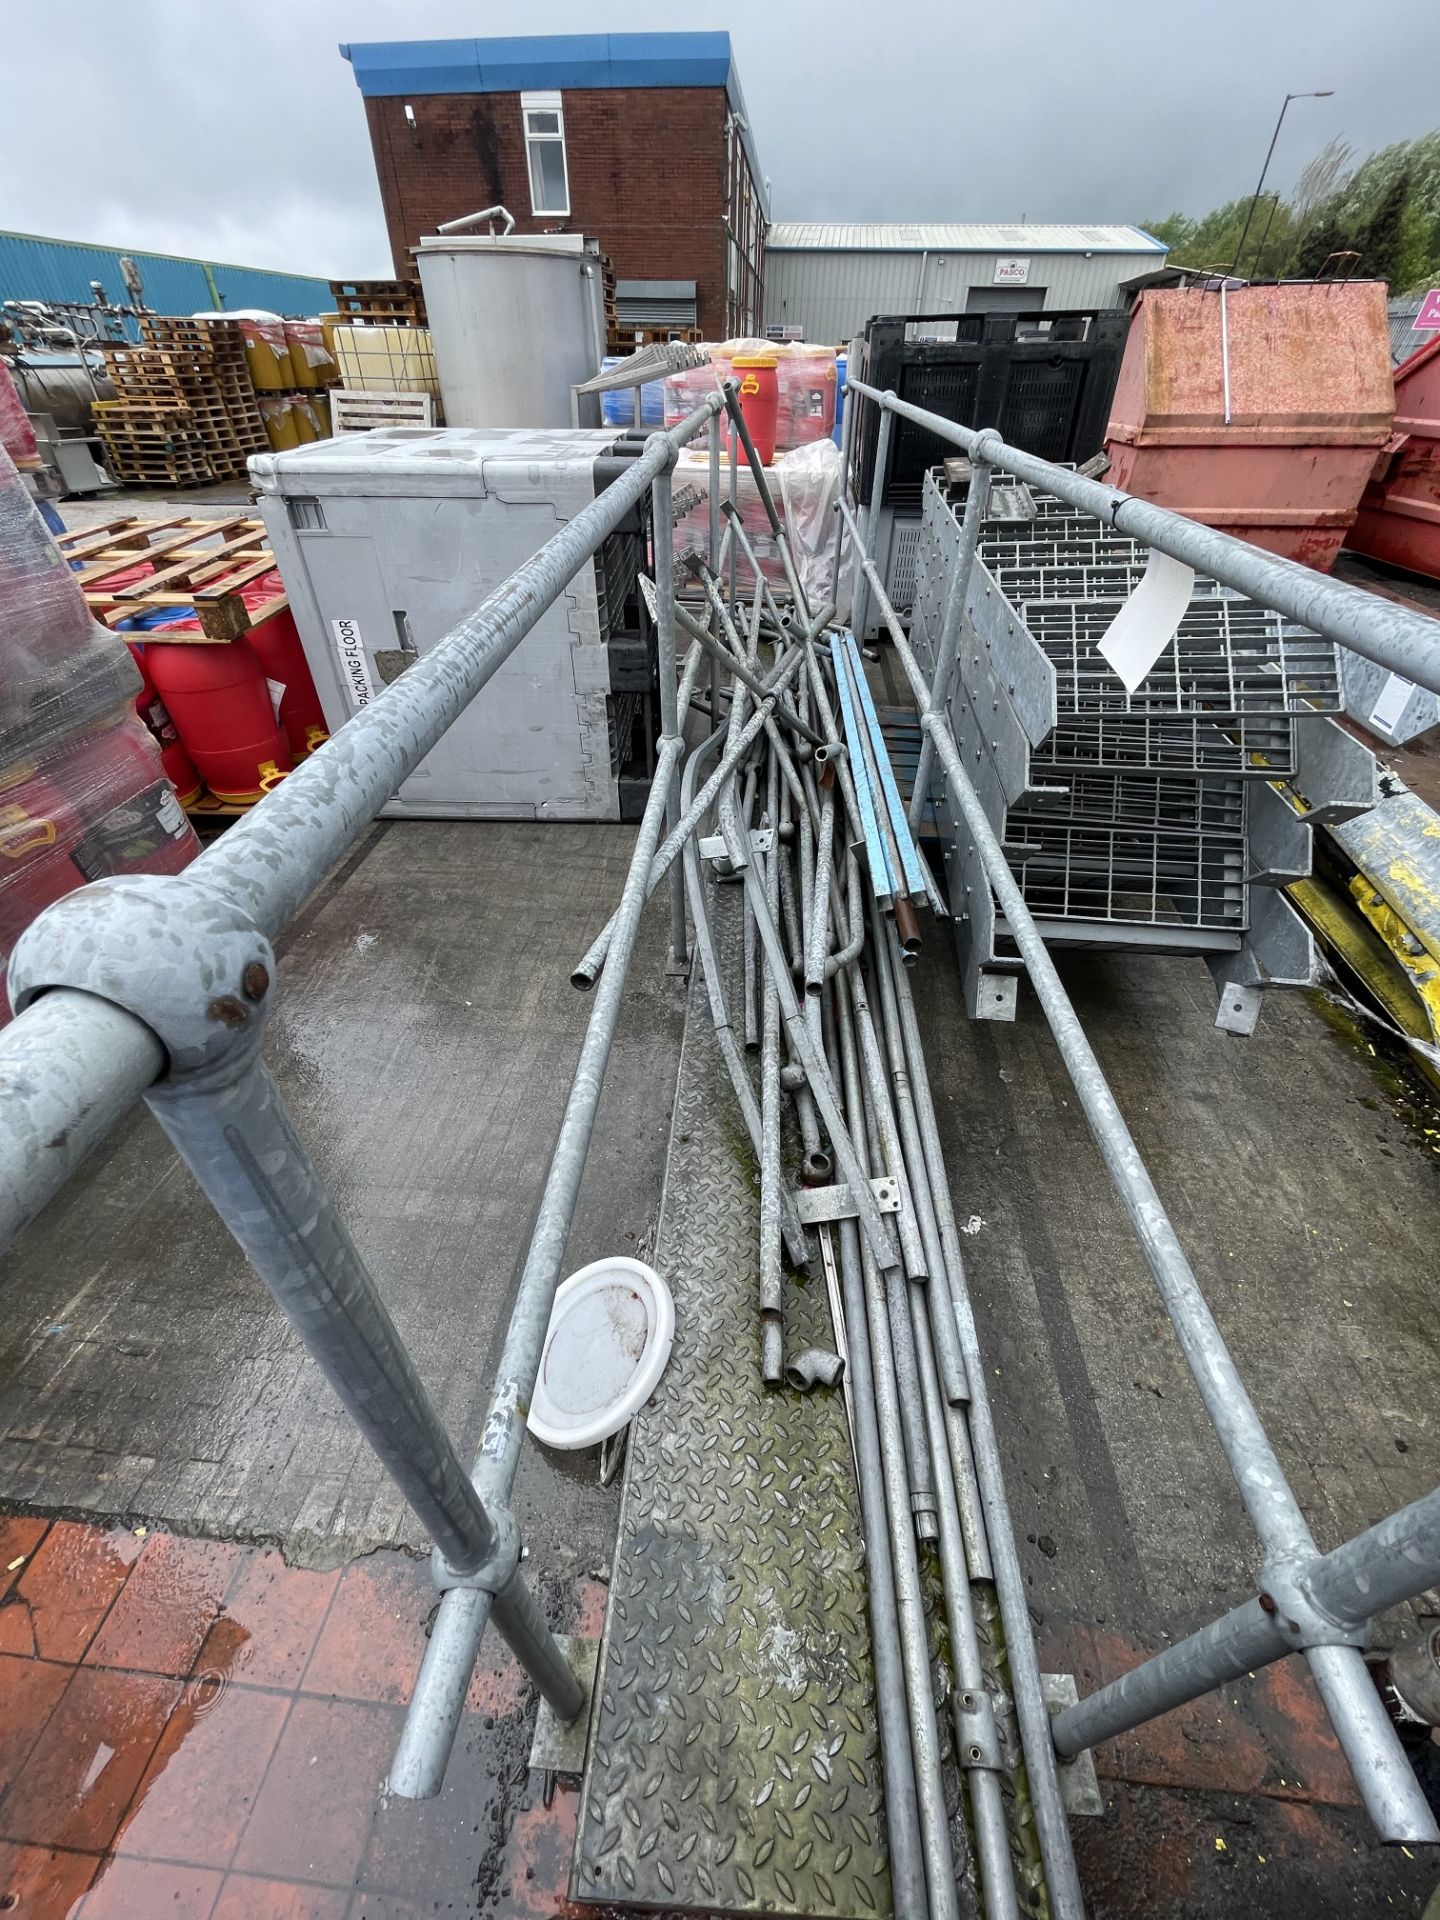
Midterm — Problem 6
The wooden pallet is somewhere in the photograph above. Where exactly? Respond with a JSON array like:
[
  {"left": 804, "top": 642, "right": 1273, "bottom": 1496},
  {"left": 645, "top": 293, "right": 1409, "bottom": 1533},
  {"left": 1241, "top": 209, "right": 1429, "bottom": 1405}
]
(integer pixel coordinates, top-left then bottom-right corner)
[
  {"left": 98, "top": 329, "right": 274, "bottom": 483},
  {"left": 329, "top": 278, "right": 426, "bottom": 325},
  {"left": 57, "top": 516, "right": 288, "bottom": 640},
  {"left": 331, "top": 388, "right": 435, "bottom": 434}
]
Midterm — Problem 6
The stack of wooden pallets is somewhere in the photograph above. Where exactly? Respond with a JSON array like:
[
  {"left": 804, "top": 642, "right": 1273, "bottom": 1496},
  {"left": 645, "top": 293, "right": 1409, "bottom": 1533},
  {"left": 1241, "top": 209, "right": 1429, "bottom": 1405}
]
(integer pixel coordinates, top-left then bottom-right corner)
[
  {"left": 328, "top": 278, "right": 427, "bottom": 327},
  {"left": 95, "top": 318, "right": 269, "bottom": 488}
]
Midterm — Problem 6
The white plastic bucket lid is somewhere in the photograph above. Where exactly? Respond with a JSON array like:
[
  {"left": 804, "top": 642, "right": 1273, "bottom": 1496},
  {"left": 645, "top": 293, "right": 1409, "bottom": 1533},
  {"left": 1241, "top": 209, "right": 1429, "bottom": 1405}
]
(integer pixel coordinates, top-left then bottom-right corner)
[{"left": 528, "top": 1256, "right": 675, "bottom": 1451}]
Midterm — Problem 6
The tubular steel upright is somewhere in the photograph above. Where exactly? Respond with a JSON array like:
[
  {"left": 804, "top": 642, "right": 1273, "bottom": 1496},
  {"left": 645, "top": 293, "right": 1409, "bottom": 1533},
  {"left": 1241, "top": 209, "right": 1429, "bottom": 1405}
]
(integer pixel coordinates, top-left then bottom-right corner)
[{"left": 843, "top": 372, "right": 1440, "bottom": 1846}]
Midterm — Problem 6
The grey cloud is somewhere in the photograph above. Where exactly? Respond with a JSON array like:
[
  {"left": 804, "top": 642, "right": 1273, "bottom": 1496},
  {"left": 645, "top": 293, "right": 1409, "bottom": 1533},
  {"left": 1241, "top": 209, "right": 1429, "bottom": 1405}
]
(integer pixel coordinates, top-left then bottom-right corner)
[{"left": 3, "top": 0, "right": 1436, "bottom": 278}]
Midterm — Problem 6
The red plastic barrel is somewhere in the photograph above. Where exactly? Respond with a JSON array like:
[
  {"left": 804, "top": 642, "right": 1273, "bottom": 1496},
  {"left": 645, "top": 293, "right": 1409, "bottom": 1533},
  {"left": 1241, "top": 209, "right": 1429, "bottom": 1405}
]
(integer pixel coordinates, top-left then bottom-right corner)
[
  {"left": 143, "top": 641, "right": 292, "bottom": 804},
  {"left": 733, "top": 354, "right": 780, "bottom": 465},
  {"left": 243, "top": 602, "right": 329, "bottom": 759},
  {"left": 128, "top": 645, "right": 202, "bottom": 805}
]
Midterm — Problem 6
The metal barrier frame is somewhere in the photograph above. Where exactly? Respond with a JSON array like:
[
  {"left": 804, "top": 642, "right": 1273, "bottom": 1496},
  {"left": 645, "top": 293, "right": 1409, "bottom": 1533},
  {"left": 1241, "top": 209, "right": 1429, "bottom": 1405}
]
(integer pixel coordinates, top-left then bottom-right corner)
[
  {"left": 0, "top": 364, "right": 1437, "bottom": 1901},
  {"left": 0, "top": 391, "right": 726, "bottom": 1801},
  {"left": 844, "top": 374, "right": 1440, "bottom": 1847}
]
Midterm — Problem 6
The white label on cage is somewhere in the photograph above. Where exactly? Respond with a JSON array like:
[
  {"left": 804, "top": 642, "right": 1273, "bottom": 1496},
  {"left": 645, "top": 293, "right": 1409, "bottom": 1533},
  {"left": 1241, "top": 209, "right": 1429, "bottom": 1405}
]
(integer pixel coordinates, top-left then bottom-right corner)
[
  {"left": 330, "top": 618, "right": 374, "bottom": 710},
  {"left": 1096, "top": 549, "right": 1196, "bottom": 693},
  {"left": 1368, "top": 671, "right": 1414, "bottom": 736},
  {"left": 265, "top": 677, "right": 286, "bottom": 723}
]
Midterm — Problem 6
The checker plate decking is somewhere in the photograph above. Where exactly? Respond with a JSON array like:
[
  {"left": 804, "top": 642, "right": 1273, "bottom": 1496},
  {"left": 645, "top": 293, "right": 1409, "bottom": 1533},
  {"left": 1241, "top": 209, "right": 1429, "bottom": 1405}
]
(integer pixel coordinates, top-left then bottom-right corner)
[{"left": 573, "top": 879, "right": 891, "bottom": 1916}]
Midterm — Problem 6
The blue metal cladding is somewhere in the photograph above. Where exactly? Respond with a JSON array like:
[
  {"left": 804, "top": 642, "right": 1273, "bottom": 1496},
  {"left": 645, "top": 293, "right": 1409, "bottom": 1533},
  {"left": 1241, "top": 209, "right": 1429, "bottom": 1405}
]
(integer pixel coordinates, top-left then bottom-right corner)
[{"left": 0, "top": 231, "right": 331, "bottom": 334}]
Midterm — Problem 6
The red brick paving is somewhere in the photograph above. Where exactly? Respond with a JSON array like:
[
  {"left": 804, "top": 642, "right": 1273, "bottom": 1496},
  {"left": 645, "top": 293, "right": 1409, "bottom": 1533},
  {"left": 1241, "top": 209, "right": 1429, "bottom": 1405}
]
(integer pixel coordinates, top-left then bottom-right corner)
[{"left": 0, "top": 1515, "right": 598, "bottom": 1919}]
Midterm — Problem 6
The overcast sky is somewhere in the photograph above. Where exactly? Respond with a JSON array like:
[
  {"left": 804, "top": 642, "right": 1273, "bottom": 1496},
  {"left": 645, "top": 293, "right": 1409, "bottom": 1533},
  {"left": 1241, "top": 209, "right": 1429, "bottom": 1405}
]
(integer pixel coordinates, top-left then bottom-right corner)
[{"left": 3, "top": 0, "right": 1437, "bottom": 279}]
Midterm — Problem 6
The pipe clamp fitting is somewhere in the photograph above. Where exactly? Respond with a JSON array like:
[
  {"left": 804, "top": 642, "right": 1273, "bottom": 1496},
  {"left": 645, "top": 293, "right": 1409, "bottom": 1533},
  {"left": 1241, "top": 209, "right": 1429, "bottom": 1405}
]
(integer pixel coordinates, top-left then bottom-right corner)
[
  {"left": 1259, "top": 1559, "right": 1366, "bottom": 1650},
  {"left": 432, "top": 1505, "right": 521, "bottom": 1597},
  {"left": 8, "top": 875, "right": 276, "bottom": 1082}
]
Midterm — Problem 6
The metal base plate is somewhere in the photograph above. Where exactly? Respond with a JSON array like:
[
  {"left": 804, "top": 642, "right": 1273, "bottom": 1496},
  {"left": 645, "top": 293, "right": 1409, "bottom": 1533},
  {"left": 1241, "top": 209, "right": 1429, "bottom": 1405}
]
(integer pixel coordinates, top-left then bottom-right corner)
[
  {"left": 573, "top": 880, "right": 891, "bottom": 1916},
  {"left": 529, "top": 1633, "right": 599, "bottom": 1775},
  {"left": 1041, "top": 1674, "right": 1105, "bottom": 1818}
]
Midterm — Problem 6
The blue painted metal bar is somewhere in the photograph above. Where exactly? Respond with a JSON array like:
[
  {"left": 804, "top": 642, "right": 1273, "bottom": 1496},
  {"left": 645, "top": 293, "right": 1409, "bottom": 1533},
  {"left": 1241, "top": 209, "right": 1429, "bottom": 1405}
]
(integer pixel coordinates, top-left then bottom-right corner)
[
  {"left": 839, "top": 629, "right": 930, "bottom": 902},
  {"left": 831, "top": 630, "right": 897, "bottom": 904}
]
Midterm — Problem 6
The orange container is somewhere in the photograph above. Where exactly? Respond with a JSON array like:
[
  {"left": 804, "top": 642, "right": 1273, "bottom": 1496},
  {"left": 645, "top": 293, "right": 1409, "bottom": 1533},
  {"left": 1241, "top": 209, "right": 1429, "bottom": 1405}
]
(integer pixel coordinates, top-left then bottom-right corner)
[
  {"left": 732, "top": 353, "right": 780, "bottom": 465},
  {"left": 1105, "top": 283, "right": 1395, "bottom": 570},
  {"left": 1347, "top": 334, "right": 1440, "bottom": 581}
]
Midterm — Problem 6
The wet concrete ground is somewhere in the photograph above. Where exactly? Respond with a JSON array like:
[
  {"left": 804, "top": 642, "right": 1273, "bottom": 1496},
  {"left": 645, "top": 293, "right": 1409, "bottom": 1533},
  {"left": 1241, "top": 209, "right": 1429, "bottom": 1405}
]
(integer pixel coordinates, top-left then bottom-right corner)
[{"left": 0, "top": 821, "right": 683, "bottom": 1574}]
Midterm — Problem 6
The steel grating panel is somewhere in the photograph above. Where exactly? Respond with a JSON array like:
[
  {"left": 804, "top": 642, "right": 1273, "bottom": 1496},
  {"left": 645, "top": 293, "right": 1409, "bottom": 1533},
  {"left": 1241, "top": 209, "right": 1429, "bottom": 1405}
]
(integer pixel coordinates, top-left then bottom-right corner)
[
  {"left": 1002, "top": 815, "right": 1248, "bottom": 929},
  {"left": 574, "top": 884, "right": 892, "bottom": 1917},
  {"left": 1023, "top": 598, "right": 1343, "bottom": 717},
  {"left": 1033, "top": 714, "right": 1297, "bottom": 775}
]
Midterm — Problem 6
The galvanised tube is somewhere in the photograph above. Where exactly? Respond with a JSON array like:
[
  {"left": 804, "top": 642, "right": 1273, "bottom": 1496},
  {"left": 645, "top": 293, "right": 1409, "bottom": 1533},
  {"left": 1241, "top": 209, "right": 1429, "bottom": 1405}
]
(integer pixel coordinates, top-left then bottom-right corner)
[
  {"left": 804, "top": 781, "right": 837, "bottom": 995},
  {"left": 828, "top": 1195, "right": 930, "bottom": 1917},
  {"left": 146, "top": 1049, "right": 509, "bottom": 1585},
  {"left": 679, "top": 731, "right": 808, "bottom": 1267},
  {"left": 907, "top": 1280, "right": 1021, "bottom": 1920},
  {"left": 867, "top": 899, "right": 970, "bottom": 1406},
  {"left": 673, "top": 586, "right": 828, "bottom": 748},
  {"left": 846, "top": 377, "right": 1440, "bottom": 697},
  {"left": 905, "top": 437, "right": 998, "bottom": 838},
  {"left": 651, "top": 456, "right": 689, "bottom": 969},
  {"left": 870, "top": 518, "right": 1317, "bottom": 1564},
  {"left": 0, "top": 989, "right": 165, "bottom": 1247},
  {"left": 397, "top": 675, "right": 703, "bottom": 1791},
  {"left": 834, "top": 972, "right": 959, "bottom": 1920},
  {"left": 198, "top": 393, "right": 725, "bottom": 946},
  {"left": 719, "top": 382, "right": 815, "bottom": 625},
  {"left": 885, "top": 929, "right": 1083, "bottom": 1914},
  {"left": 569, "top": 638, "right": 812, "bottom": 988},
  {"left": 468, "top": 639, "right": 705, "bottom": 1515},
  {"left": 884, "top": 933, "right": 992, "bottom": 1583},
  {"left": 861, "top": 510, "right": 1439, "bottom": 1846},
  {"left": 759, "top": 750, "right": 786, "bottom": 1383},
  {"left": 741, "top": 861, "right": 901, "bottom": 1271},
  {"left": 1305, "top": 1483, "right": 1440, "bottom": 1626},
  {"left": 1306, "top": 1643, "right": 1440, "bottom": 1844},
  {"left": 852, "top": 395, "right": 894, "bottom": 647},
  {"left": 1050, "top": 1594, "right": 1290, "bottom": 1760},
  {"left": 1051, "top": 1480, "right": 1440, "bottom": 1824}
]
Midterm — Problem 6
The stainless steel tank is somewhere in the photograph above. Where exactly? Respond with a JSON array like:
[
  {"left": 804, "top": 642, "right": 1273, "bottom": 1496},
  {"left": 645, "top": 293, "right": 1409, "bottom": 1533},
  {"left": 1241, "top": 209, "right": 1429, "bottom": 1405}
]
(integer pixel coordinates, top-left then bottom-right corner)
[
  {"left": 416, "top": 228, "right": 605, "bottom": 429},
  {"left": 6, "top": 353, "right": 114, "bottom": 433}
]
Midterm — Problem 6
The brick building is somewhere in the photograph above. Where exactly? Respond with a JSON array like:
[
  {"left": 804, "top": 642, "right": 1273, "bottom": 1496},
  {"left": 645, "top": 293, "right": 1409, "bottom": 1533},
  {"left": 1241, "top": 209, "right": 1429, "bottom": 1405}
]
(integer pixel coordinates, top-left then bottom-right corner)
[{"left": 341, "top": 32, "right": 768, "bottom": 340}]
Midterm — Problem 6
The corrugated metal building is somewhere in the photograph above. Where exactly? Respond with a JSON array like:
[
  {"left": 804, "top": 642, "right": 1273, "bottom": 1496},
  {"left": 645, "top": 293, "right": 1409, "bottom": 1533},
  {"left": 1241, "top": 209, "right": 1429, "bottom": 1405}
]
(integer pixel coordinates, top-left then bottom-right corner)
[
  {"left": 763, "top": 223, "right": 1168, "bottom": 343},
  {"left": 0, "top": 230, "right": 332, "bottom": 334}
]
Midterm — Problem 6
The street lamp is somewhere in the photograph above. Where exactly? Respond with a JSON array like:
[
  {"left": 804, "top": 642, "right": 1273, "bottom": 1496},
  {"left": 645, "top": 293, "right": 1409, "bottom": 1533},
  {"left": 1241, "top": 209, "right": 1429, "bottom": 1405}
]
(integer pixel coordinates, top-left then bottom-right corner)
[{"left": 1233, "top": 89, "right": 1335, "bottom": 277}]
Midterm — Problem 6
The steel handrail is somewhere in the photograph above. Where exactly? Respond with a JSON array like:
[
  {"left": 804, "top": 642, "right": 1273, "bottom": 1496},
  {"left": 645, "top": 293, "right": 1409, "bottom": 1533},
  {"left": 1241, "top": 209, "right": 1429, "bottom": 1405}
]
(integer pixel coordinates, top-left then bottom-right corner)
[
  {"left": 836, "top": 410, "right": 1440, "bottom": 1847},
  {"left": 845, "top": 375, "right": 1440, "bottom": 695}
]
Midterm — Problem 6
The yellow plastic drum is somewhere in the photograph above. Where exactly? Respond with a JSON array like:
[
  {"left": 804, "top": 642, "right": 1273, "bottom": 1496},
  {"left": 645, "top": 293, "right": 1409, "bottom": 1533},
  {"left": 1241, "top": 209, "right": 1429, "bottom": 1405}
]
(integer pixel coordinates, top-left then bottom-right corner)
[
  {"left": 284, "top": 322, "right": 337, "bottom": 390},
  {"left": 259, "top": 394, "right": 299, "bottom": 451},
  {"left": 241, "top": 320, "right": 295, "bottom": 391}
]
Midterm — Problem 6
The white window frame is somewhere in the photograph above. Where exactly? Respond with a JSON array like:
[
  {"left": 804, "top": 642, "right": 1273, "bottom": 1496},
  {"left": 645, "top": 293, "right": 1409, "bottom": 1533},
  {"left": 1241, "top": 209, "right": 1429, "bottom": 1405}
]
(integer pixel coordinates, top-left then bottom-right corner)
[{"left": 521, "top": 90, "right": 570, "bottom": 218}]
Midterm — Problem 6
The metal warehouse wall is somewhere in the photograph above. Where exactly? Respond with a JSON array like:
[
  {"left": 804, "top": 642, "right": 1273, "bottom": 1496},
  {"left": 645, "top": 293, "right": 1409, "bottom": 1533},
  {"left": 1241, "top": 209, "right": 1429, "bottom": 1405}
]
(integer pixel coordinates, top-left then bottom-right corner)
[
  {"left": 763, "top": 250, "right": 1156, "bottom": 342},
  {"left": 0, "top": 232, "right": 332, "bottom": 335}
]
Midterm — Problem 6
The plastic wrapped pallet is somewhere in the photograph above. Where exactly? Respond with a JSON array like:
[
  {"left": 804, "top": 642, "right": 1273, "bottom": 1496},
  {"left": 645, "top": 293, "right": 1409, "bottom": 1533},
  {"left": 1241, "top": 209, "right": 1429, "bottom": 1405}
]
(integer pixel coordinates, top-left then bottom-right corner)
[
  {"left": 663, "top": 340, "right": 837, "bottom": 455},
  {"left": 0, "top": 446, "right": 200, "bottom": 1022},
  {"left": 671, "top": 437, "right": 843, "bottom": 609}
]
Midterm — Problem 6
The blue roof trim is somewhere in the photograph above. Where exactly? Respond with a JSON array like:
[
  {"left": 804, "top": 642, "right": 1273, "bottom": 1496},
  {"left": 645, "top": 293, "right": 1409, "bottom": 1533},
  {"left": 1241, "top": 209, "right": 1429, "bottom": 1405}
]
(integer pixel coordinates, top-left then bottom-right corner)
[
  {"left": 341, "top": 33, "right": 732, "bottom": 97},
  {"left": 1128, "top": 226, "right": 1170, "bottom": 253},
  {"left": 341, "top": 32, "right": 768, "bottom": 218}
]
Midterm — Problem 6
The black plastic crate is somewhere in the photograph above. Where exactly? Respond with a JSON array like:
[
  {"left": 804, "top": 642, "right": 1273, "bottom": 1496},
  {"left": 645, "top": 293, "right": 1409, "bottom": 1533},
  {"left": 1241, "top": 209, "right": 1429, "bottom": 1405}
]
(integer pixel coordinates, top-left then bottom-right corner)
[{"left": 850, "top": 309, "right": 1129, "bottom": 505}]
